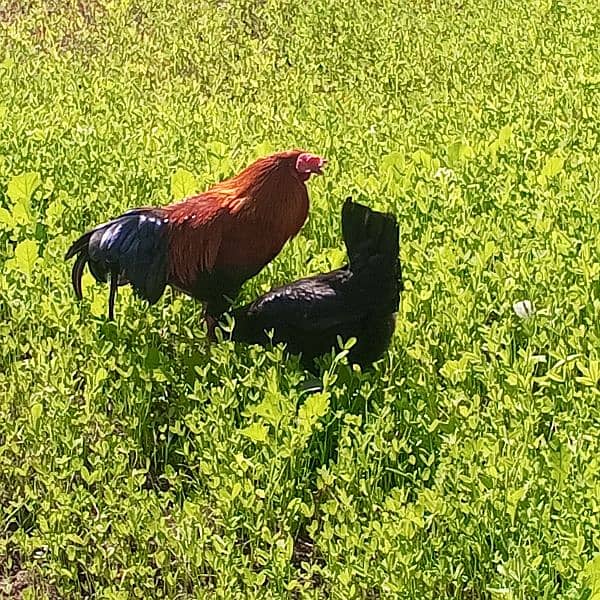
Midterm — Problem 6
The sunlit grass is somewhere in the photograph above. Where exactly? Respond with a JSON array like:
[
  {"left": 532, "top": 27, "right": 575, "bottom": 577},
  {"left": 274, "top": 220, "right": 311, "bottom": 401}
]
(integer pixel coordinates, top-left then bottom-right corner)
[{"left": 1, "top": 0, "right": 599, "bottom": 597}]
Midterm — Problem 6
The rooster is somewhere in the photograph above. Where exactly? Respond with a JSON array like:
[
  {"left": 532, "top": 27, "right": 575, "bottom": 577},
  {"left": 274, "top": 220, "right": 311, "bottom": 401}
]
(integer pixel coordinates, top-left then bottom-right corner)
[
  {"left": 65, "top": 150, "right": 326, "bottom": 332},
  {"left": 222, "top": 198, "right": 402, "bottom": 369}
]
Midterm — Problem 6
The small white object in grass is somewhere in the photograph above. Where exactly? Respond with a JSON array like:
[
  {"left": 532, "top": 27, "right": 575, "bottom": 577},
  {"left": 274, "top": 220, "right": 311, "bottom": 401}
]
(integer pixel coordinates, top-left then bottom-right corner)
[
  {"left": 513, "top": 299, "right": 534, "bottom": 318},
  {"left": 434, "top": 167, "right": 456, "bottom": 181}
]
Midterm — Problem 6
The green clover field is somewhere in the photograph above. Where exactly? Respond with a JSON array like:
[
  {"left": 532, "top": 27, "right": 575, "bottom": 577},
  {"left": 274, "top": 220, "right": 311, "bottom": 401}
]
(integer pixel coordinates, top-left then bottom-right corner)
[{"left": 1, "top": 0, "right": 599, "bottom": 597}]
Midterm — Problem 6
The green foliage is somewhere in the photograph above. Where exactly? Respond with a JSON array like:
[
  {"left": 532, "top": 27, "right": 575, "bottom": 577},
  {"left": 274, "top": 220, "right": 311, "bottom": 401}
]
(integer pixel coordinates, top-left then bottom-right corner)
[
  {"left": 7, "top": 172, "right": 41, "bottom": 206},
  {"left": 171, "top": 169, "right": 198, "bottom": 201},
  {"left": 582, "top": 555, "right": 600, "bottom": 600},
  {"left": 8, "top": 239, "right": 39, "bottom": 278},
  {"left": 1, "top": 0, "right": 599, "bottom": 597}
]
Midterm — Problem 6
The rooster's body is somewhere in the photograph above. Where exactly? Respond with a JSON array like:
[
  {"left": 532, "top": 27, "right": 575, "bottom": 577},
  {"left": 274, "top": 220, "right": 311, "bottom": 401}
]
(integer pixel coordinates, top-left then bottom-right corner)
[
  {"left": 224, "top": 199, "right": 402, "bottom": 368},
  {"left": 65, "top": 150, "right": 326, "bottom": 324}
]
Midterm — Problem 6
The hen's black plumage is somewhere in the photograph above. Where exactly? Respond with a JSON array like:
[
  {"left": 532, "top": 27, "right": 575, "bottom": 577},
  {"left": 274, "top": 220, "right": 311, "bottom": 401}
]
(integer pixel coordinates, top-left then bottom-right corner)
[{"left": 223, "top": 199, "right": 402, "bottom": 368}]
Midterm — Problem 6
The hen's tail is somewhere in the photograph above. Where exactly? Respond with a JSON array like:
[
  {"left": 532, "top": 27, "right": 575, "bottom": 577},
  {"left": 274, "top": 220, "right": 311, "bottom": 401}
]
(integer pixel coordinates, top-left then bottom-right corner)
[
  {"left": 341, "top": 198, "right": 403, "bottom": 307},
  {"left": 65, "top": 208, "right": 169, "bottom": 319}
]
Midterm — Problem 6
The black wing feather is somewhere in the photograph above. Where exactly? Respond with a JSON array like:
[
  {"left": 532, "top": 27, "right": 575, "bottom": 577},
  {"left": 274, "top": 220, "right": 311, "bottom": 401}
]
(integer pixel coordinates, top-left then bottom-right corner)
[
  {"left": 238, "top": 271, "right": 353, "bottom": 331},
  {"left": 65, "top": 209, "right": 169, "bottom": 315}
]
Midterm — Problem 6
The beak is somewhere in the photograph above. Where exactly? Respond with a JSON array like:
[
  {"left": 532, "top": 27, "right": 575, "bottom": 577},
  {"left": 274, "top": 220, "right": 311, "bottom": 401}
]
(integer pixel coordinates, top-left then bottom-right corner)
[{"left": 314, "top": 157, "right": 327, "bottom": 175}]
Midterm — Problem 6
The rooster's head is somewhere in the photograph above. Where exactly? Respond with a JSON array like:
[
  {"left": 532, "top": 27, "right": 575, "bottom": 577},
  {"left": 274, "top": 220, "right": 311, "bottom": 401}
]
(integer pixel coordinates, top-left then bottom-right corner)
[{"left": 294, "top": 152, "right": 327, "bottom": 181}]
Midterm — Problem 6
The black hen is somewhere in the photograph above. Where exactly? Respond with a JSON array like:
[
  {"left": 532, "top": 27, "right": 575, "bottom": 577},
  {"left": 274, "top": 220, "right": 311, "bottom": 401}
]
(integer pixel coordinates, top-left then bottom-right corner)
[{"left": 222, "top": 199, "right": 402, "bottom": 368}]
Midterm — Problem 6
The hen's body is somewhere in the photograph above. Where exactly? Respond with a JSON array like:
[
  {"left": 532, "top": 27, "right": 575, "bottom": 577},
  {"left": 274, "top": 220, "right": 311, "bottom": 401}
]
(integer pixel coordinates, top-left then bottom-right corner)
[
  {"left": 65, "top": 150, "right": 325, "bottom": 322},
  {"left": 226, "top": 199, "right": 402, "bottom": 368}
]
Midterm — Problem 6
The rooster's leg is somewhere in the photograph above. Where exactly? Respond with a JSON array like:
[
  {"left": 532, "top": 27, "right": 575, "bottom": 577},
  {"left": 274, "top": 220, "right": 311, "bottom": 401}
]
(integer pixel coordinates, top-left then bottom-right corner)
[
  {"left": 199, "top": 303, "right": 217, "bottom": 343},
  {"left": 108, "top": 269, "right": 118, "bottom": 321},
  {"left": 205, "top": 314, "right": 218, "bottom": 342}
]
